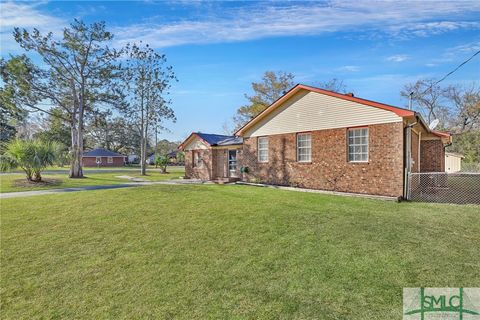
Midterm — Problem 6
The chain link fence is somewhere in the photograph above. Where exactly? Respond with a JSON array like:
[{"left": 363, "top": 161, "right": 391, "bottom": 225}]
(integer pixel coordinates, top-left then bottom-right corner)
[{"left": 408, "top": 172, "right": 480, "bottom": 204}]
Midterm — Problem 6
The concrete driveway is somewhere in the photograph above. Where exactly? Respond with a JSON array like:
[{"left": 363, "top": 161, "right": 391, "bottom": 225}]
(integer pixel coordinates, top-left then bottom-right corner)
[{"left": 0, "top": 179, "right": 210, "bottom": 199}]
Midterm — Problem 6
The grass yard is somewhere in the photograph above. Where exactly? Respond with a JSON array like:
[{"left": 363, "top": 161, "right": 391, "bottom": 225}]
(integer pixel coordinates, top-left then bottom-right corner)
[
  {"left": 0, "top": 167, "right": 185, "bottom": 193},
  {"left": 1, "top": 185, "right": 479, "bottom": 319}
]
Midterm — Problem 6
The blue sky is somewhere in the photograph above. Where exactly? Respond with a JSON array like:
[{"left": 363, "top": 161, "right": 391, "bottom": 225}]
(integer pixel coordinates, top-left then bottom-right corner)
[{"left": 1, "top": 1, "right": 479, "bottom": 141}]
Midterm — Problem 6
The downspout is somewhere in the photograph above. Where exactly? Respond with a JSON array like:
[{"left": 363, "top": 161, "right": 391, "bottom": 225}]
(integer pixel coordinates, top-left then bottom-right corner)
[
  {"left": 403, "top": 121, "right": 417, "bottom": 200},
  {"left": 418, "top": 131, "right": 421, "bottom": 172},
  {"left": 442, "top": 139, "right": 453, "bottom": 172}
]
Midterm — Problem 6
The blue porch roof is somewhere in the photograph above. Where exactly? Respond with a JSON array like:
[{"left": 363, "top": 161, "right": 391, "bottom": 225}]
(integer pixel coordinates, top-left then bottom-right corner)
[{"left": 195, "top": 133, "right": 243, "bottom": 146}]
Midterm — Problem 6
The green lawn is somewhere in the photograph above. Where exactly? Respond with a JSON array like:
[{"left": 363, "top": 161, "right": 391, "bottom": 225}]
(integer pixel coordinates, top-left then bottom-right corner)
[
  {"left": 1, "top": 185, "right": 479, "bottom": 319},
  {"left": 0, "top": 167, "right": 185, "bottom": 193}
]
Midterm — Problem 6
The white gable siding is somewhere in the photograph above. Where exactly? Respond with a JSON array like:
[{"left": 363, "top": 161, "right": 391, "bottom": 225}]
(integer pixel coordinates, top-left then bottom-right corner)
[
  {"left": 184, "top": 137, "right": 209, "bottom": 151},
  {"left": 243, "top": 90, "right": 403, "bottom": 137}
]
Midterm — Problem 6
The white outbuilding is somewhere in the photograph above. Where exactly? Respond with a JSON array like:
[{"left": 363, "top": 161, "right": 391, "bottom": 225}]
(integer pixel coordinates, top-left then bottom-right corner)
[{"left": 445, "top": 152, "right": 464, "bottom": 173}]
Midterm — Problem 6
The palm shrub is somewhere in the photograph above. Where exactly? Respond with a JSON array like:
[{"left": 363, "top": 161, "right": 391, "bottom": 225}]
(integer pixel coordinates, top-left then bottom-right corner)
[
  {"left": 0, "top": 139, "right": 60, "bottom": 182},
  {"left": 155, "top": 154, "right": 169, "bottom": 173}
]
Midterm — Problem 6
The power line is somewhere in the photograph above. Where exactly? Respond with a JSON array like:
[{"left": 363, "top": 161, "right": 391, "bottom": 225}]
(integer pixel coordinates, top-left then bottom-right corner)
[
  {"left": 419, "top": 50, "right": 480, "bottom": 96},
  {"left": 434, "top": 49, "right": 480, "bottom": 86}
]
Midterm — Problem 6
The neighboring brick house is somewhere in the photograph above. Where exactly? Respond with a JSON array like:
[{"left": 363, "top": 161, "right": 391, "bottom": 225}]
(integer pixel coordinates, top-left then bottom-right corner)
[
  {"left": 82, "top": 148, "right": 126, "bottom": 167},
  {"left": 180, "top": 84, "right": 451, "bottom": 198}
]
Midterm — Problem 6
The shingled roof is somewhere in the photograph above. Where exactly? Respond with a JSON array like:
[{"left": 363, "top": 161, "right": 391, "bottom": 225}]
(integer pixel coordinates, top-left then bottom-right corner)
[
  {"left": 83, "top": 148, "right": 125, "bottom": 157},
  {"left": 178, "top": 132, "right": 243, "bottom": 150},
  {"left": 195, "top": 133, "right": 243, "bottom": 146}
]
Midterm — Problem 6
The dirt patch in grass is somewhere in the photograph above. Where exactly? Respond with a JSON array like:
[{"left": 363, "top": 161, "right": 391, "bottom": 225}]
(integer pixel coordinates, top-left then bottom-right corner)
[{"left": 13, "top": 178, "right": 62, "bottom": 188}]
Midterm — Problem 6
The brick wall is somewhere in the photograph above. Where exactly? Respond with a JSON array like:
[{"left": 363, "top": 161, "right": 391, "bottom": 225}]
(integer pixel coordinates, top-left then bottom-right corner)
[
  {"left": 82, "top": 156, "right": 125, "bottom": 167},
  {"left": 420, "top": 140, "right": 445, "bottom": 172},
  {"left": 212, "top": 149, "right": 226, "bottom": 178},
  {"left": 185, "top": 149, "right": 213, "bottom": 180},
  {"left": 213, "top": 149, "right": 244, "bottom": 178},
  {"left": 185, "top": 148, "right": 243, "bottom": 180},
  {"left": 241, "top": 122, "right": 405, "bottom": 197}
]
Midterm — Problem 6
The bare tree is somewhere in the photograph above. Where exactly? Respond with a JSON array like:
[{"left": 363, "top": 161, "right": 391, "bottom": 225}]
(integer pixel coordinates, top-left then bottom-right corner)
[
  {"left": 221, "top": 120, "right": 235, "bottom": 135},
  {"left": 444, "top": 84, "right": 480, "bottom": 133},
  {"left": 314, "top": 78, "right": 348, "bottom": 93},
  {"left": 119, "top": 43, "right": 176, "bottom": 175},
  {"left": 401, "top": 80, "right": 480, "bottom": 164},
  {"left": 401, "top": 79, "right": 449, "bottom": 125}
]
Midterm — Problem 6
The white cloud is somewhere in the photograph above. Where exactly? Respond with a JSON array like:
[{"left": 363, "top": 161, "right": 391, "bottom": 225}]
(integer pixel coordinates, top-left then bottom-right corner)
[
  {"left": 75, "top": 4, "right": 107, "bottom": 17},
  {"left": 1, "top": 0, "right": 479, "bottom": 52},
  {"left": 386, "top": 55, "right": 410, "bottom": 62},
  {"left": 0, "top": 2, "right": 66, "bottom": 53},
  {"left": 446, "top": 41, "right": 480, "bottom": 54},
  {"left": 113, "top": 0, "right": 480, "bottom": 48},
  {"left": 388, "top": 21, "right": 480, "bottom": 39},
  {"left": 338, "top": 65, "right": 360, "bottom": 72},
  {"left": 426, "top": 41, "right": 480, "bottom": 65}
]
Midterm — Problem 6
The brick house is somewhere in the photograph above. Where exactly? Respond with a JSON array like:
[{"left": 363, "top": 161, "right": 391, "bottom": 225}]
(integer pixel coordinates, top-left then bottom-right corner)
[
  {"left": 180, "top": 84, "right": 451, "bottom": 198},
  {"left": 179, "top": 133, "right": 243, "bottom": 181},
  {"left": 82, "top": 148, "right": 126, "bottom": 167}
]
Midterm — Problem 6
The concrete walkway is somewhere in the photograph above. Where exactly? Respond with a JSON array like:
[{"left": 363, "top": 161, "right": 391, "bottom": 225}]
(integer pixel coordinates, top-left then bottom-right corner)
[
  {"left": 0, "top": 179, "right": 211, "bottom": 199},
  {"left": 236, "top": 182, "right": 400, "bottom": 201}
]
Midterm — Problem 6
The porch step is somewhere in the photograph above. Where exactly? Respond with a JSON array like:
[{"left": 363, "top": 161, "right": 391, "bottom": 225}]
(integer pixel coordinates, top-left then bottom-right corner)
[{"left": 213, "top": 177, "right": 241, "bottom": 184}]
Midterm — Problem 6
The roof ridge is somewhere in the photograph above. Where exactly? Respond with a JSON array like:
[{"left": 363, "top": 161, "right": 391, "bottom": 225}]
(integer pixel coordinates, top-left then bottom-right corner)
[{"left": 196, "top": 132, "right": 235, "bottom": 137}]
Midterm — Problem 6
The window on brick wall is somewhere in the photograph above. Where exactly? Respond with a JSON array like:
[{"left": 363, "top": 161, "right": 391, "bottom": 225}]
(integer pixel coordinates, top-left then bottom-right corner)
[
  {"left": 348, "top": 128, "right": 369, "bottom": 162},
  {"left": 107, "top": 157, "right": 113, "bottom": 164},
  {"left": 297, "top": 133, "right": 312, "bottom": 162},
  {"left": 193, "top": 151, "right": 203, "bottom": 168},
  {"left": 257, "top": 137, "right": 269, "bottom": 162}
]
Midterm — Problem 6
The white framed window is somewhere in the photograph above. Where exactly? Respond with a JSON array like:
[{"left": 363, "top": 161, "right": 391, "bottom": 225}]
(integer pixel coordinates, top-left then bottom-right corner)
[
  {"left": 257, "top": 137, "right": 269, "bottom": 162},
  {"left": 348, "top": 127, "right": 369, "bottom": 162},
  {"left": 95, "top": 157, "right": 102, "bottom": 164},
  {"left": 107, "top": 156, "right": 113, "bottom": 164},
  {"left": 297, "top": 133, "right": 312, "bottom": 162}
]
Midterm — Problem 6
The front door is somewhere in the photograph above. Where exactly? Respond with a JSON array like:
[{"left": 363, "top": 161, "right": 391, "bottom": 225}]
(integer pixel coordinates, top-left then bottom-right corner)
[{"left": 228, "top": 150, "right": 237, "bottom": 177}]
